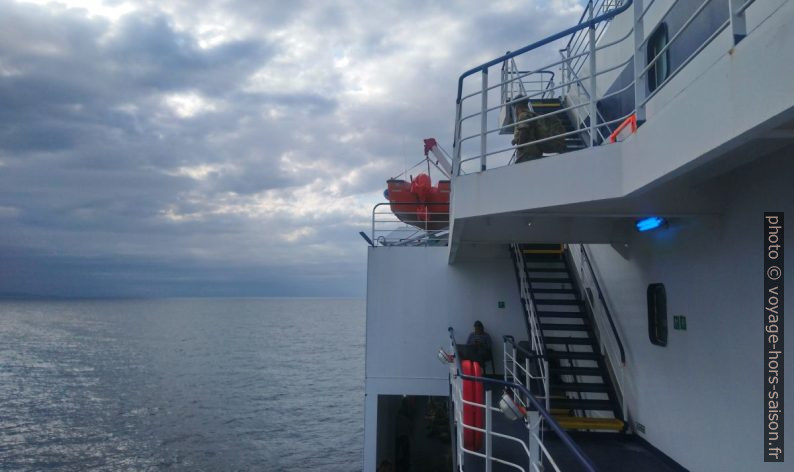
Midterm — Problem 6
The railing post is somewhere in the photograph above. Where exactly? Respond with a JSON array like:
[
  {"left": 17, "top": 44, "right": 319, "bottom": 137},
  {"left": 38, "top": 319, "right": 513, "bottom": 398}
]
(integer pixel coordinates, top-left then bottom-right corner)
[
  {"left": 453, "top": 101, "right": 462, "bottom": 178},
  {"left": 633, "top": 0, "right": 646, "bottom": 123},
  {"left": 456, "top": 380, "right": 464, "bottom": 468},
  {"left": 527, "top": 411, "right": 541, "bottom": 467},
  {"left": 729, "top": 0, "right": 748, "bottom": 45},
  {"left": 560, "top": 48, "right": 570, "bottom": 94},
  {"left": 480, "top": 70, "right": 488, "bottom": 172},
  {"left": 543, "top": 359, "right": 550, "bottom": 411},
  {"left": 503, "top": 342, "right": 508, "bottom": 382},
  {"left": 512, "top": 346, "right": 517, "bottom": 385},
  {"left": 485, "top": 389, "right": 493, "bottom": 472},
  {"left": 587, "top": 2, "right": 598, "bottom": 147},
  {"left": 621, "top": 367, "right": 628, "bottom": 421},
  {"left": 371, "top": 205, "right": 376, "bottom": 247}
]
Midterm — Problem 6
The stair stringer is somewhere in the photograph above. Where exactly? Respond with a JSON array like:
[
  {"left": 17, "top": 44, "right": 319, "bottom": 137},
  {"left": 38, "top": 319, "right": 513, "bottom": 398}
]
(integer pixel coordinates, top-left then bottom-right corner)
[{"left": 563, "top": 245, "right": 627, "bottom": 425}]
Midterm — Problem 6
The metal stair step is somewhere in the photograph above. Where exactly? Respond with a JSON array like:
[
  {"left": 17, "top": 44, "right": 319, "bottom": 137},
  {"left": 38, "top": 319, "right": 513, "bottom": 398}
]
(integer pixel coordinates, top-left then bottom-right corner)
[
  {"left": 535, "top": 299, "right": 584, "bottom": 306},
  {"left": 536, "top": 311, "right": 585, "bottom": 319},
  {"left": 544, "top": 337, "right": 596, "bottom": 345},
  {"left": 550, "top": 366, "right": 603, "bottom": 376},
  {"left": 532, "top": 288, "right": 577, "bottom": 294},
  {"left": 520, "top": 243, "right": 563, "bottom": 252},
  {"left": 554, "top": 416, "right": 625, "bottom": 431},
  {"left": 522, "top": 253, "right": 564, "bottom": 261},
  {"left": 529, "top": 277, "right": 572, "bottom": 283},
  {"left": 551, "top": 398, "right": 617, "bottom": 411},
  {"left": 525, "top": 267, "right": 568, "bottom": 273},
  {"left": 550, "top": 382, "right": 609, "bottom": 393},
  {"left": 546, "top": 351, "right": 602, "bottom": 361},
  {"left": 541, "top": 323, "right": 589, "bottom": 331}
]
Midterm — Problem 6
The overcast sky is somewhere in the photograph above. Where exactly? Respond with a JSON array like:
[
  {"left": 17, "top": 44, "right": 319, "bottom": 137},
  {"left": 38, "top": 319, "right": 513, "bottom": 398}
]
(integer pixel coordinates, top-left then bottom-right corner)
[{"left": 0, "top": 0, "right": 585, "bottom": 298}]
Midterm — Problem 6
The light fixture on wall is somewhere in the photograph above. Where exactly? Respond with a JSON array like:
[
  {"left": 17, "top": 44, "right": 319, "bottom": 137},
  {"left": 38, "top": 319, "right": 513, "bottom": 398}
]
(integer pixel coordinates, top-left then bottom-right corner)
[{"left": 635, "top": 216, "right": 667, "bottom": 232}]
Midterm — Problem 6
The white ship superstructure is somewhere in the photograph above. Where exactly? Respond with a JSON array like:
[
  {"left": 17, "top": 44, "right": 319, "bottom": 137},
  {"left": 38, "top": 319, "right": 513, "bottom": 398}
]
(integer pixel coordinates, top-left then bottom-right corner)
[{"left": 364, "top": 1, "right": 793, "bottom": 470}]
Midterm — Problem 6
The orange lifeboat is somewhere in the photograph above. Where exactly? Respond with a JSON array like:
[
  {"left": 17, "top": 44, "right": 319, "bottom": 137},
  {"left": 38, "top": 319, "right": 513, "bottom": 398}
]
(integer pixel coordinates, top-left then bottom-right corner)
[{"left": 386, "top": 173, "right": 450, "bottom": 231}]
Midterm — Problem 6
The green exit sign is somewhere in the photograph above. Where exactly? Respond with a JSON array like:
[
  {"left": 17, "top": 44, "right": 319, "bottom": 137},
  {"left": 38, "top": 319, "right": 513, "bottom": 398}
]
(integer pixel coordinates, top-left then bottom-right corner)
[{"left": 673, "top": 315, "right": 687, "bottom": 330}]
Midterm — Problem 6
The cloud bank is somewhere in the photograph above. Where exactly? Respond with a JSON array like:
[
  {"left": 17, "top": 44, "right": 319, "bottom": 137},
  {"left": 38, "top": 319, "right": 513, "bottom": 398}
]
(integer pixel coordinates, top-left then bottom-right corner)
[{"left": 0, "top": 0, "right": 583, "bottom": 297}]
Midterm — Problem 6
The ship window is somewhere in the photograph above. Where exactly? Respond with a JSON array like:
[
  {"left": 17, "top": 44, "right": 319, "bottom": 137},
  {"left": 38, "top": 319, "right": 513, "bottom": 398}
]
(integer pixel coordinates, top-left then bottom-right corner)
[
  {"left": 647, "top": 283, "right": 668, "bottom": 346},
  {"left": 647, "top": 23, "right": 670, "bottom": 92}
]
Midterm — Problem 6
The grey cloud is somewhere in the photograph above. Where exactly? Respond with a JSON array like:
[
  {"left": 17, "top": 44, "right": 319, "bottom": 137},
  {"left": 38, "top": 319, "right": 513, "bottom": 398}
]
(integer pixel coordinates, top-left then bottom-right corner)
[{"left": 0, "top": 0, "right": 585, "bottom": 297}]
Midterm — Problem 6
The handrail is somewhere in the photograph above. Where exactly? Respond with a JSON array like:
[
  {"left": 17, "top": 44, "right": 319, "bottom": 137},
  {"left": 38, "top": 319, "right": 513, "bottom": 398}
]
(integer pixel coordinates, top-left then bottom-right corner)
[
  {"left": 371, "top": 202, "right": 450, "bottom": 247},
  {"left": 579, "top": 246, "right": 625, "bottom": 363},
  {"left": 567, "top": 0, "right": 595, "bottom": 50},
  {"left": 449, "top": 328, "right": 599, "bottom": 472},
  {"left": 510, "top": 244, "right": 547, "bottom": 358},
  {"left": 455, "top": 0, "right": 633, "bottom": 105},
  {"left": 453, "top": 0, "right": 756, "bottom": 175},
  {"left": 566, "top": 1, "right": 623, "bottom": 78},
  {"left": 503, "top": 335, "right": 545, "bottom": 361}
]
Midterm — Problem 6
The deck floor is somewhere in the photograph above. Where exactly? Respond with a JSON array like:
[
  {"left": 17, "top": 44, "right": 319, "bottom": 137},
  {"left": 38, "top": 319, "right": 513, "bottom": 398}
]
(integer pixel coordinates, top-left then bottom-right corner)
[
  {"left": 463, "top": 429, "right": 686, "bottom": 472},
  {"left": 460, "top": 385, "right": 686, "bottom": 472}
]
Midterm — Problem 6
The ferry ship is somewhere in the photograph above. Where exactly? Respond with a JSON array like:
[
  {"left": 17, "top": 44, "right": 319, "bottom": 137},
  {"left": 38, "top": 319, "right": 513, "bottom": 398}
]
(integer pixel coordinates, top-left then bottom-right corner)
[{"left": 362, "top": 1, "right": 792, "bottom": 470}]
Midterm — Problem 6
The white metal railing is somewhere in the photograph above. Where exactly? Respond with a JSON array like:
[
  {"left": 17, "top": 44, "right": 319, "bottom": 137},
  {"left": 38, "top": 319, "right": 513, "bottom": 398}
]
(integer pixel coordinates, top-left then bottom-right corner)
[
  {"left": 500, "top": 59, "right": 555, "bottom": 105},
  {"left": 369, "top": 202, "right": 449, "bottom": 247},
  {"left": 564, "top": 0, "right": 625, "bottom": 83},
  {"left": 509, "top": 244, "right": 547, "bottom": 386},
  {"left": 503, "top": 336, "right": 550, "bottom": 414},
  {"left": 452, "top": 0, "right": 755, "bottom": 176},
  {"left": 450, "top": 371, "right": 538, "bottom": 472},
  {"left": 446, "top": 328, "right": 599, "bottom": 472}
]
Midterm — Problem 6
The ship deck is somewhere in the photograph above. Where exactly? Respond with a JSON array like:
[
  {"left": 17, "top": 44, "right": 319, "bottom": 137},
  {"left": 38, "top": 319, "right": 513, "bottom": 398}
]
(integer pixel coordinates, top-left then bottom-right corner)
[{"left": 461, "top": 383, "right": 686, "bottom": 472}]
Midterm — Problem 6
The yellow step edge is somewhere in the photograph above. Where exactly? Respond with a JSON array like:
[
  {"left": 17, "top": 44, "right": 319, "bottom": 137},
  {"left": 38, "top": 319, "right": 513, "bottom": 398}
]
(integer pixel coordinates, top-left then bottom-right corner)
[
  {"left": 521, "top": 244, "right": 564, "bottom": 254},
  {"left": 553, "top": 416, "right": 625, "bottom": 431},
  {"left": 521, "top": 249, "right": 564, "bottom": 254}
]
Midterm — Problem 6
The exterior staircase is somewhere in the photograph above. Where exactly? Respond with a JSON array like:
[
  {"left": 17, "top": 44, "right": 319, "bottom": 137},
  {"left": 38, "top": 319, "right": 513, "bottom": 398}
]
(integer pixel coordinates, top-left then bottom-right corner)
[
  {"left": 513, "top": 243, "right": 625, "bottom": 432},
  {"left": 528, "top": 98, "right": 589, "bottom": 152}
]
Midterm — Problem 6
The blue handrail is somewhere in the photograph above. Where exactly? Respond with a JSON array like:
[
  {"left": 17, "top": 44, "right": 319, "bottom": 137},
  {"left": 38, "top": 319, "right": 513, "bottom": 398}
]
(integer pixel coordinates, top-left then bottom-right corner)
[
  {"left": 448, "top": 327, "right": 599, "bottom": 472},
  {"left": 455, "top": 0, "right": 633, "bottom": 105}
]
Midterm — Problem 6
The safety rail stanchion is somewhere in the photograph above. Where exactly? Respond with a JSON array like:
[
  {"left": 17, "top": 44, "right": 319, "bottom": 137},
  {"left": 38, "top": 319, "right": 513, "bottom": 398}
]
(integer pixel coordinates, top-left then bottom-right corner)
[
  {"left": 485, "top": 389, "right": 493, "bottom": 472},
  {"left": 633, "top": 0, "right": 646, "bottom": 123},
  {"left": 480, "top": 70, "right": 488, "bottom": 172},
  {"left": 588, "top": 1, "right": 598, "bottom": 147},
  {"left": 543, "top": 359, "right": 550, "bottom": 412}
]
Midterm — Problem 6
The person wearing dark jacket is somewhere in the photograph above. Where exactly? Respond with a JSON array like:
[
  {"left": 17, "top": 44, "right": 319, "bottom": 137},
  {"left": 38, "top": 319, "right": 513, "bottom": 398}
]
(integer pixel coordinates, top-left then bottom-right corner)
[{"left": 465, "top": 320, "right": 493, "bottom": 372}]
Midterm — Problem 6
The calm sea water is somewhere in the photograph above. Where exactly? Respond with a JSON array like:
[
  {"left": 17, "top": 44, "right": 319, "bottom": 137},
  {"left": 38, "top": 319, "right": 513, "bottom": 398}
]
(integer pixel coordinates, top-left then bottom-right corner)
[{"left": 0, "top": 298, "right": 365, "bottom": 471}]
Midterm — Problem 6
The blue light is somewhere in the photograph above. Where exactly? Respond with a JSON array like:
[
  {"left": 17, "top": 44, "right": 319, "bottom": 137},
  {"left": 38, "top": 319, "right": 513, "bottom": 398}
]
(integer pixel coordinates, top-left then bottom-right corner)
[{"left": 635, "top": 217, "right": 666, "bottom": 232}]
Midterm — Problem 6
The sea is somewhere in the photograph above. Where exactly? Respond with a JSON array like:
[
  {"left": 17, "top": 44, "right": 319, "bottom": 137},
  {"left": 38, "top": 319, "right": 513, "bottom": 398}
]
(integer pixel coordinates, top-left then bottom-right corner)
[{"left": 0, "top": 298, "right": 365, "bottom": 471}]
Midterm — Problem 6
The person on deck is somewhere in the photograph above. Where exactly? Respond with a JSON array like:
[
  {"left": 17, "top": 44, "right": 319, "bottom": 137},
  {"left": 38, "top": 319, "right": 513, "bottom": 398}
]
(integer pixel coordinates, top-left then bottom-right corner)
[
  {"left": 511, "top": 95, "right": 543, "bottom": 163},
  {"left": 511, "top": 95, "right": 566, "bottom": 163},
  {"left": 466, "top": 320, "right": 493, "bottom": 368}
]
